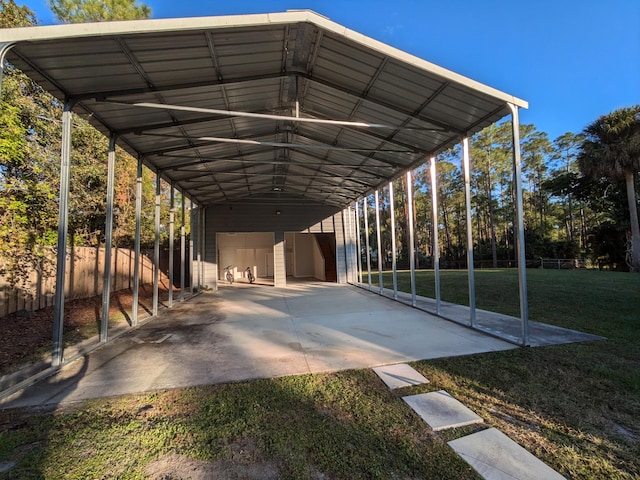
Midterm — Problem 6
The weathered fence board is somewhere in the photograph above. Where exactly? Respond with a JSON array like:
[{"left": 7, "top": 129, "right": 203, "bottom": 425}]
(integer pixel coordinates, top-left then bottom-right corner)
[{"left": 0, "top": 246, "right": 181, "bottom": 317}]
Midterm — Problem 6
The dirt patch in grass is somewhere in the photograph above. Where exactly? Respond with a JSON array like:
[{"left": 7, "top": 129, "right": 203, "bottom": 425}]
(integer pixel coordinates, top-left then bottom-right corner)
[
  {"left": 0, "top": 283, "right": 170, "bottom": 373},
  {"left": 145, "top": 437, "right": 281, "bottom": 479}
]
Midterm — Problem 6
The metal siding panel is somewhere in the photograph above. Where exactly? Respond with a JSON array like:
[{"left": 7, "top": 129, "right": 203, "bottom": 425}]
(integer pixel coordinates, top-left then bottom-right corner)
[
  {"left": 274, "top": 231, "right": 286, "bottom": 287},
  {"left": 205, "top": 204, "right": 340, "bottom": 233}
]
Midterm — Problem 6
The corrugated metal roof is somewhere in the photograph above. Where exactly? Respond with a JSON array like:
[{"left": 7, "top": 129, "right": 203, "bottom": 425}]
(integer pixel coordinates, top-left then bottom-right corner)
[{"left": 0, "top": 10, "right": 527, "bottom": 207}]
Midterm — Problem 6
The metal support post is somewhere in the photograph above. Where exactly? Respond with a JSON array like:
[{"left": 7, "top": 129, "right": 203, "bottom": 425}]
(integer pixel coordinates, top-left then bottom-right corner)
[
  {"left": 0, "top": 43, "right": 14, "bottom": 99},
  {"left": 132, "top": 157, "right": 142, "bottom": 326},
  {"left": 363, "top": 195, "right": 372, "bottom": 290},
  {"left": 198, "top": 205, "right": 204, "bottom": 291},
  {"left": 342, "top": 209, "right": 350, "bottom": 283},
  {"left": 389, "top": 181, "right": 398, "bottom": 300},
  {"left": 346, "top": 206, "right": 354, "bottom": 283},
  {"left": 430, "top": 157, "right": 441, "bottom": 315},
  {"left": 100, "top": 135, "right": 117, "bottom": 342},
  {"left": 374, "top": 190, "right": 384, "bottom": 294},
  {"left": 508, "top": 103, "right": 530, "bottom": 346},
  {"left": 189, "top": 200, "right": 194, "bottom": 293},
  {"left": 406, "top": 171, "right": 417, "bottom": 307},
  {"left": 355, "top": 201, "right": 363, "bottom": 284},
  {"left": 168, "top": 184, "right": 175, "bottom": 308},
  {"left": 52, "top": 101, "right": 73, "bottom": 367},
  {"left": 153, "top": 171, "right": 160, "bottom": 316},
  {"left": 462, "top": 137, "right": 477, "bottom": 327},
  {"left": 180, "top": 193, "right": 186, "bottom": 301}
]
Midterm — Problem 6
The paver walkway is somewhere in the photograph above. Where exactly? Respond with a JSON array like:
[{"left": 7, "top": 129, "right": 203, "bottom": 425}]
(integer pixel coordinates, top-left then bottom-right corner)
[{"left": 373, "top": 363, "right": 566, "bottom": 480}]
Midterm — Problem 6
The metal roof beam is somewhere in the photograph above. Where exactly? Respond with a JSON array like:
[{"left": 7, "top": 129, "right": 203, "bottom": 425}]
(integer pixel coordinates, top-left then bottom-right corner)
[
  {"left": 160, "top": 153, "right": 396, "bottom": 170},
  {"left": 138, "top": 131, "right": 415, "bottom": 154},
  {"left": 106, "top": 99, "right": 443, "bottom": 133}
]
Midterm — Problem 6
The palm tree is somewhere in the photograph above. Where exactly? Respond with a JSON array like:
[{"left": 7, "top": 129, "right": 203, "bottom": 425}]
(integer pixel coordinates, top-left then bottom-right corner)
[{"left": 578, "top": 105, "right": 640, "bottom": 271}]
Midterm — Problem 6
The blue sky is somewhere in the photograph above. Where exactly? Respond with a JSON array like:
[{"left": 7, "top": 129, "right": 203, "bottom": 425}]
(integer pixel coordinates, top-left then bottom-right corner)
[{"left": 19, "top": 0, "right": 640, "bottom": 142}]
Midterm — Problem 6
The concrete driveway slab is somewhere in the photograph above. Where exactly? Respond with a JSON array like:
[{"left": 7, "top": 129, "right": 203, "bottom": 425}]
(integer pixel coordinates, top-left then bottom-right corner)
[{"left": 2, "top": 283, "right": 517, "bottom": 409}]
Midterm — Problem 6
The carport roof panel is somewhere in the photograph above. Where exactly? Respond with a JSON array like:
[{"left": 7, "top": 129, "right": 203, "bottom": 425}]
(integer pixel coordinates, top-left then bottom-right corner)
[{"left": 0, "top": 10, "right": 528, "bottom": 207}]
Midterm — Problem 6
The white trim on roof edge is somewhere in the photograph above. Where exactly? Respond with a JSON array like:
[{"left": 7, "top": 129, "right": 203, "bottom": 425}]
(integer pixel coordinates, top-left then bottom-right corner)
[{"left": 0, "top": 10, "right": 528, "bottom": 109}]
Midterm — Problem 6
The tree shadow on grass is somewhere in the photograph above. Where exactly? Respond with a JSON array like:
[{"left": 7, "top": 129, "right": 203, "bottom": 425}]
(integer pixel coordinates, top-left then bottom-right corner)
[{"left": 0, "top": 369, "right": 484, "bottom": 479}]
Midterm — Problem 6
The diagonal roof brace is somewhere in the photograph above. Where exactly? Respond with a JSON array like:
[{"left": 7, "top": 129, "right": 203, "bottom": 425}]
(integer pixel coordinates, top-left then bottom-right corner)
[{"left": 107, "top": 99, "right": 447, "bottom": 132}]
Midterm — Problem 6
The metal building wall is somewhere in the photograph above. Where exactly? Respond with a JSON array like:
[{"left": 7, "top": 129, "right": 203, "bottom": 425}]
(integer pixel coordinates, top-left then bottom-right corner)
[{"left": 204, "top": 203, "right": 343, "bottom": 289}]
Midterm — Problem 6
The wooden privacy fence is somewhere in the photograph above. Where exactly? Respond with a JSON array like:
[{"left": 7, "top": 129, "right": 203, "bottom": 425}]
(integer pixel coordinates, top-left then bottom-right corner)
[{"left": 0, "top": 246, "right": 179, "bottom": 317}]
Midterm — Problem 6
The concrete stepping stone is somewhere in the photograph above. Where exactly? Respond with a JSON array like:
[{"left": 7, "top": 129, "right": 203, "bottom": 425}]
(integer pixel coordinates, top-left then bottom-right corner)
[
  {"left": 372, "top": 363, "right": 429, "bottom": 389},
  {"left": 448, "top": 427, "right": 565, "bottom": 480},
  {"left": 402, "top": 390, "right": 483, "bottom": 431}
]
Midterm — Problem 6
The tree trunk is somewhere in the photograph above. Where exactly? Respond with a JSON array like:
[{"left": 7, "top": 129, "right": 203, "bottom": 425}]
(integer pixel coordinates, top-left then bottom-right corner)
[
  {"left": 624, "top": 169, "right": 640, "bottom": 272},
  {"left": 442, "top": 202, "right": 453, "bottom": 256}
]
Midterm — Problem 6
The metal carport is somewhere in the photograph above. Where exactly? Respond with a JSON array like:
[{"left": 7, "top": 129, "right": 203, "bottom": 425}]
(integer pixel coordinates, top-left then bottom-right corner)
[{"left": 0, "top": 10, "right": 529, "bottom": 368}]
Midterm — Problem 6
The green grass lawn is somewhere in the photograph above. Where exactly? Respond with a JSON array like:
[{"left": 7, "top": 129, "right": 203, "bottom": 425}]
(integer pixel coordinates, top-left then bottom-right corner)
[{"left": 1, "top": 269, "right": 639, "bottom": 479}]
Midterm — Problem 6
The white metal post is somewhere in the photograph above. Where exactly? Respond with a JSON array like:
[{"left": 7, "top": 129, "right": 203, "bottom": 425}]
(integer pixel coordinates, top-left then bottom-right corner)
[
  {"left": 168, "top": 184, "right": 175, "bottom": 308},
  {"left": 508, "top": 103, "right": 530, "bottom": 346},
  {"left": 189, "top": 199, "right": 194, "bottom": 294},
  {"left": 153, "top": 171, "right": 160, "bottom": 316},
  {"left": 132, "top": 156, "right": 142, "bottom": 326},
  {"left": 355, "top": 201, "right": 363, "bottom": 284},
  {"left": 345, "top": 205, "right": 356, "bottom": 283},
  {"left": 347, "top": 205, "right": 355, "bottom": 283},
  {"left": 374, "top": 190, "right": 384, "bottom": 294},
  {"left": 199, "top": 207, "right": 204, "bottom": 289},
  {"left": 52, "top": 101, "right": 73, "bottom": 367},
  {"left": 389, "top": 181, "right": 398, "bottom": 300},
  {"left": 100, "top": 135, "right": 117, "bottom": 342},
  {"left": 180, "top": 193, "right": 186, "bottom": 301},
  {"left": 406, "top": 171, "right": 417, "bottom": 307},
  {"left": 462, "top": 137, "right": 477, "bottom": 327},
  {"left": 342, "top": 209, "right": 350, "bottom": 283},
  {"left": 363, "top": 196, "right": 372, "bottom": 290},
  {"left": 0, "top": 43, "right": 14, "bottom": 108},
  {"left": 430, "top": 157, "right": 441, "bottom": 315}
]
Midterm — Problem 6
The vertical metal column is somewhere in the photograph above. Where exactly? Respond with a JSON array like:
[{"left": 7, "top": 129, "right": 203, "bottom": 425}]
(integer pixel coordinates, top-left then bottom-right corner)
[
  {"left": 153, "top": 171, "right": 160, "bottom": 316},
  {"left": 168, "top": 185, "right": 175, "bottom": 308},
  {"left": 198, "top": 207, "right": 204, "bottom": 290},
  {"left": 508, "top": 103, "right": 530, "bottom": 346},
  {"left": 189, "top": 200, "right": 194, "bottom": 293},
  {"left": 363, "top": 196, "right": 372, "bottom": 290},
  {"left": 342, "top": 209, "right": 350, "bottom": 283},
  {"left": 132, "top": 156, "right": 142, "bottom": 326},
  {"left": 0, "top": 43, "right": 14, "bottom": 100},
  {"left": 374, "top": 190, "right": 384, "bottom": 294},
  {"left": 355, "top": 201, "right": 363, "bottom": 284},
  {"left": 389, "top": 181, "right": 398, "bottom": 300},
  {"left": 100, "top": 135, "right": 117, "bottom": 342},
  {"left": 346, "top": 206, "right": 354, "bottom": 283},
  {"left": 462, "top": 137, "right": 477, "bottom": 327},
  {"left": 195, "top": 206, "right": 200, "bottom": 290},
  {"left": 180, "top": 193, "right": 186, "bottom": 301},
  {"left": 406, "top": 171, "right": 417, "bottom": 307},
  {"left": 52, "top": 100, "right": 73, "bottom": 368},
  {"left": 429, "top": 157, "right": 441, "bottom": 315}
]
